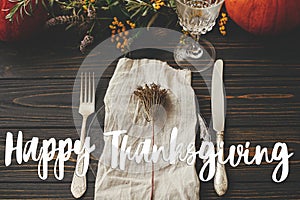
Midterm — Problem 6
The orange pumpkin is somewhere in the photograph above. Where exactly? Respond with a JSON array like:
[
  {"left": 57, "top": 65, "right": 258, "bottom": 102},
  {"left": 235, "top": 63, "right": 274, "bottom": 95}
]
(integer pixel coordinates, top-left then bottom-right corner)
[
  {"left": 225, "top": 0, "right": 300, "bottom": 35},
  {"left": 0, "top": 0, "right": 48, "bottom": 41}
]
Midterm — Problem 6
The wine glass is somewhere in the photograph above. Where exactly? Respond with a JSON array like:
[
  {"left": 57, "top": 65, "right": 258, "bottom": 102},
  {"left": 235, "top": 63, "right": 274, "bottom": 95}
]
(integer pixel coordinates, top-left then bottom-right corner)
[{"left": 174, "top": 0, "right": 224, "bottom": 72}]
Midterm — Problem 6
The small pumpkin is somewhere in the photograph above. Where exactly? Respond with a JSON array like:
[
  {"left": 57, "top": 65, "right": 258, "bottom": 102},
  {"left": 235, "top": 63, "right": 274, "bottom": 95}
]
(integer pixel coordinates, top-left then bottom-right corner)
[
  {"left": 0, "top": 0, "right": 48, "bottom": 41},
  {"left": 225, "top": 0, "right": 300, "bottom": 35}
]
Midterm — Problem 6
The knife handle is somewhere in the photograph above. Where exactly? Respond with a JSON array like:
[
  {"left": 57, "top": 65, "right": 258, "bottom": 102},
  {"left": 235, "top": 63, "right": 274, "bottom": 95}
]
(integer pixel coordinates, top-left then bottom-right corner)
[{"left": 214, "top": 131, "right": 228, "bottom": 196}]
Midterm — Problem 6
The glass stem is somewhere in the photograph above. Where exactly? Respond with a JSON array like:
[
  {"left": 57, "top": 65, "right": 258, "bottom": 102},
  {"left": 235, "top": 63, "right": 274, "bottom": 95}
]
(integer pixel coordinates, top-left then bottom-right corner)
[
  {"left": 193, "top": 33, "right": 200, "bottom": 42},
  {"left": 186, "top": 33, "right": 203, "bottom": 59},
  {"left": 191, "top": 33, "right": 201, "bottom": 52}
]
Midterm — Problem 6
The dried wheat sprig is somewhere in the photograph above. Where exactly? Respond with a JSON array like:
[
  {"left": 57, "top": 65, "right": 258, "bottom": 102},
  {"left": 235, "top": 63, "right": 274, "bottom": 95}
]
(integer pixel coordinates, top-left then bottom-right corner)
[
  {"left": 45, "top": 6, "right": 96, "bottom": 28},
  {"left": 133, "top": 83, "right": 168, "bottom": 122},
  {"left": 45, "top": 15, "right": 85, "bottom": 27},
  {"left": 133, "top": 83, "right": 168, "bottom": 200}
]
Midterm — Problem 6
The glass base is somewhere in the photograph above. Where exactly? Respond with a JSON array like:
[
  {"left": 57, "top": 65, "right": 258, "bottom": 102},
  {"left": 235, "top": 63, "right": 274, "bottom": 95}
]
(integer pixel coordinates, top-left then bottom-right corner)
[{"left": 174, "top": 35, "right": 216, "bottom": 72}]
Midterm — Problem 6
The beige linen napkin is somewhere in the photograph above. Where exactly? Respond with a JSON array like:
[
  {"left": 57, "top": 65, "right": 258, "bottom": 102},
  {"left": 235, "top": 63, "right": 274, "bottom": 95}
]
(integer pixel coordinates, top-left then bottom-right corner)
[{"left": 95, "top": 58, "right": 203, "bottom": 200}]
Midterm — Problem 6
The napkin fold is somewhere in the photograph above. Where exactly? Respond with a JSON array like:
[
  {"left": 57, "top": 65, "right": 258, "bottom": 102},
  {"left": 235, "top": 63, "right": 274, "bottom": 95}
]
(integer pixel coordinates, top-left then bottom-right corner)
[{"left": 95, "top": 58, "right": 206, "bottom": 200}]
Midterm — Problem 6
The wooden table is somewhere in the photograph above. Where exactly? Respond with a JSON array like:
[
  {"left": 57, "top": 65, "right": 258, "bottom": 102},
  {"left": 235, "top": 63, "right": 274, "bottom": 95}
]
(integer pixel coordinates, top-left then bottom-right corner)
[{"left": 0, "top": 22, "right": 299, "bottom": 199}]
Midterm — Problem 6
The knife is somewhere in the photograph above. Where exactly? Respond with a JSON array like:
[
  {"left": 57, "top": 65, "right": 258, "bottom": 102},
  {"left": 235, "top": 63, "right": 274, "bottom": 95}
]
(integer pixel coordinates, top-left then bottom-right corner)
[{"left": 212, "top": 59, "right": 228, "bottom": 196}]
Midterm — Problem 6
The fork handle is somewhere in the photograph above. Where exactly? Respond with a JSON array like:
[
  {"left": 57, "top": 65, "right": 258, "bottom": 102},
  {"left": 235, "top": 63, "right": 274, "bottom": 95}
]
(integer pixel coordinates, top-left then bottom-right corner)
[
  {"left": 79, "top": 117, "right": 87, "bottom": 149},
  {"left": 214, "top": 131, "right": 228, "bottom": 196},
  {"left": 71, "top": 116, "right": 87, "bottom": 198}
]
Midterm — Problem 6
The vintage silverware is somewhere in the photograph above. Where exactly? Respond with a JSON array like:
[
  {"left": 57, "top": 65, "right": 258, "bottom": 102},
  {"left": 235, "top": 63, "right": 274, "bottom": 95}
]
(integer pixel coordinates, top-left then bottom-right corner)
[
  {"left": 71, "top": 72, "right": 95, "bottom": 198},
  {"left": 212, "top": 59, "right": 228, "bottom": 196}
]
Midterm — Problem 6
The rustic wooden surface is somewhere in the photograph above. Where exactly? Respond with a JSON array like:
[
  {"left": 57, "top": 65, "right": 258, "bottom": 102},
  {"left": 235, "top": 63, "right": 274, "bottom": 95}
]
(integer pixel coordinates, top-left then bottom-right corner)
[{"left": 0, "top": 21, "right": 300, "bottom": 199}]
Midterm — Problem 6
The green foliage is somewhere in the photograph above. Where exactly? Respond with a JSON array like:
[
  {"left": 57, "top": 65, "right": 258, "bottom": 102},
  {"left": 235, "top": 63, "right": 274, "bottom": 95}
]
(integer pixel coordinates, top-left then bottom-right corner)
[
  {"left": 6, "top": 0, "right": 177, "bottom": 26},
  {"left": 5, "top": 0, "right": 178, "bottom": 53},
  {"left": 6, "top": 0, "right": 34, "bottom": 22}
]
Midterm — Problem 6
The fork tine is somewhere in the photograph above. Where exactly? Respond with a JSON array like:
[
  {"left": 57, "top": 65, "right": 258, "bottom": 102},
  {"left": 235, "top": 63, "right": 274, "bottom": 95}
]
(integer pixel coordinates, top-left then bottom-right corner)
[
  {"left": 84, "top": 72, "right": 87, "bottom": 103},
  {"left": 92, "top": 72, "right": 95, "bottom": 103},
  {"left": 88, "top": 72, "right": 91, "bottom": 103},
  {"left": 80, "top": 73, "right": 83, "bottom": 103}
]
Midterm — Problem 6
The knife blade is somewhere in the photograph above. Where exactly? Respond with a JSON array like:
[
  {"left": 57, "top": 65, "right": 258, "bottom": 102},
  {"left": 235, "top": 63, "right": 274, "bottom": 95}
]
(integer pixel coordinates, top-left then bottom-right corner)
[
  {"left": 212, "top": 59, "right": 225, "bottom": 132},
  {"left": 212, "top": 59, "right": 228, "bottom": 196}
]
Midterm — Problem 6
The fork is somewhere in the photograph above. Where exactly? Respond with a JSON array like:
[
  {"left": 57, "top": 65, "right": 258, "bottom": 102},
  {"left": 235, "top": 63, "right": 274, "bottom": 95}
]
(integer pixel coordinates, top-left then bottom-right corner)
[{"left": 71, "top": 72, "right": 95, "bottom": 198}]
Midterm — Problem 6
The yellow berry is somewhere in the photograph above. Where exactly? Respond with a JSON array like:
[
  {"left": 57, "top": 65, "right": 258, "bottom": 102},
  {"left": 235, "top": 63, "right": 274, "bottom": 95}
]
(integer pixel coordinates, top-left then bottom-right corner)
[
  {"left": 116, "top": 42, "right": 121, "bottom": 49},
  {"left": 109, "top": 25, "right": 116, "bottom": 29},
  {"left": 220, "top": 30, "right": 226, "bottom": 36},
  {"left": 123, "top": 39, "right": 128, "bottom": 45},
  {"left": 82, "top": 5, "right": 88, "bottom": 10}
]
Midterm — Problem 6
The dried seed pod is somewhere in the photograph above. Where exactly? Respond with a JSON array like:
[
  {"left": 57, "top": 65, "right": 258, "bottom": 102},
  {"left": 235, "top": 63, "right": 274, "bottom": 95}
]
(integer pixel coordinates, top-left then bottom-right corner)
[{"left": 80, "top": 35, "right": 94, "bottom": 53}]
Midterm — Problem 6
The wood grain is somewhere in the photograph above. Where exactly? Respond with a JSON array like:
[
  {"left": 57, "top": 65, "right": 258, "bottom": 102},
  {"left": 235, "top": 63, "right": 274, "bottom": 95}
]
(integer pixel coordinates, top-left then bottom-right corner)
[
  {"left": 0, "top": 22, "right": 299, "bottom": 199},
  {"left": 1, "top": 181, "right": 300, "bottom": 199},
  {"left": 0, "top": 77, "right": 298, "bottom": 128}
]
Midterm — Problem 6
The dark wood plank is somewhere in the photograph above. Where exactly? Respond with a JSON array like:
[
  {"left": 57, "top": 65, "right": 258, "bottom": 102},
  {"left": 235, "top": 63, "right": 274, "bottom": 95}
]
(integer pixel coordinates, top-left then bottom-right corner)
[
  {"left": 0, "top": 182, "right": 93, "bottom": 199},
  {"left": 0, "top": 26, "right": 299, "bottom": 80},
  {"left": 1, "top": 57, "right": 299, "bottom": 79},
  {"left": 0, "top": 77, "right": 298, "bottom": 128},
  {"left": 1, "top": 181, "right": 300, "bottom": 199},
  {"left": 201, "top": 181, "right": 300, "bottom": 199}
]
